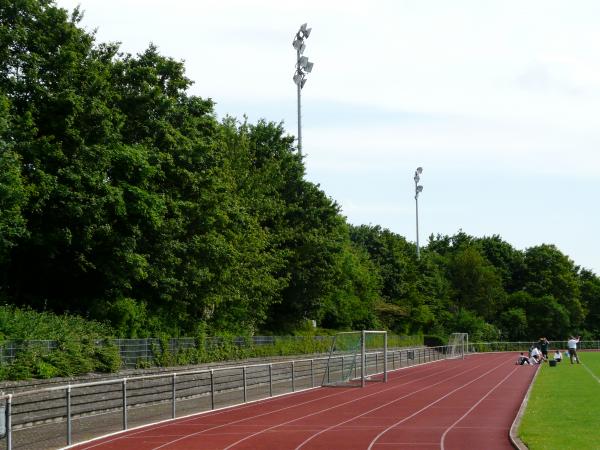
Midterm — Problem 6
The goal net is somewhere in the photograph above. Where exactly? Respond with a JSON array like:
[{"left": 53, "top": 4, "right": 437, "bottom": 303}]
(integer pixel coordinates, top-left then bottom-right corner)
[
  {"left": 447, "top": 332, "right": 468, "bottom": 359},
  {"left": 321, "top": 330, "right": 388, "bottom": 387}
]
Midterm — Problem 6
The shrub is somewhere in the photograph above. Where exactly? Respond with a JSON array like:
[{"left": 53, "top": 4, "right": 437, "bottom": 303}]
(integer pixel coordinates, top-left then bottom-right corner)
[{"left": 423, "top": 335, "right": 446, "bottom": 347}]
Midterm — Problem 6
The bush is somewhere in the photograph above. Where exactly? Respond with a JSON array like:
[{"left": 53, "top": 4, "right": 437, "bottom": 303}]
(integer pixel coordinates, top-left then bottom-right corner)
[{"left": 423, "top": 335, "right": 445, "bottom": 347}]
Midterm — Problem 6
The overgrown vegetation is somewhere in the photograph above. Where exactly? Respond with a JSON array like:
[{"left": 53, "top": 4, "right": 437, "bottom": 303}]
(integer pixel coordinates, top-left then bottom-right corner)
[
  {"left": 1, "top": 0, "right": 599, "bottom": 377},
  {"left": 0, "top": 305, "right": 121, "bottom": 379}
]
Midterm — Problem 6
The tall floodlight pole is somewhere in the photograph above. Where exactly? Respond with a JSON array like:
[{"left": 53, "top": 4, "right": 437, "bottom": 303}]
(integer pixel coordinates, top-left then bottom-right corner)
[
  {"left": 414, "top": 167, "right": 424, "bottom": 259},
  {"left": 292, "top": 23, "right": 314, "bottom": 156}
]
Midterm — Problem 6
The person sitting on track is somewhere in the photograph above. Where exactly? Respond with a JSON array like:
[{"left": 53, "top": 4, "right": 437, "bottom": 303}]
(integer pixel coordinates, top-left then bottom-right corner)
[
  {"left": 530, "top": 346, "right": 542, "bottom": 364},
  {"left": 516, "top": 352, "right": 531, "bottom": 365}
]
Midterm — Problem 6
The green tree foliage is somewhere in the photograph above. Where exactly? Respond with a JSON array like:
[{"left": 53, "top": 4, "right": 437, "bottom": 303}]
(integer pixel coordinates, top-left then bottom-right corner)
[
  {"left": 1, "top": 1, "right": 599, "bottom": 343},
  {"left": 448, "top": 247, "right": 506, "bottom": 320}
]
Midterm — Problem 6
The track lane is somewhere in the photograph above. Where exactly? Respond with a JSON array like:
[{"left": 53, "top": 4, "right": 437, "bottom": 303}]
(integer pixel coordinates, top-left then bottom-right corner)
[{"left": 66, "top": 353, "right": 537, "bottom": 450}]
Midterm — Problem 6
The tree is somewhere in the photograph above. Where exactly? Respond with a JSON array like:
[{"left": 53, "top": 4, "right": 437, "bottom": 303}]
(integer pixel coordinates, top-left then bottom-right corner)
[
  {"left": 448, "top": 247, "right": 505, "bottom": 321},
  {"left": 522, "top": 244, "right": 583, "bottom": 329},
  {"left": 0, "top": 95, "right": 28, "bottom": 267}
]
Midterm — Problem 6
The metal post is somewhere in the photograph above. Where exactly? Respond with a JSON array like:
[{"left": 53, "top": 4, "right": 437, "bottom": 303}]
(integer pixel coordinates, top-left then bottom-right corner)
[
  {"left": 414, "top": 167, "right": 423, "bottom": 260},
  {"left": 243, "top": 367, "right": 247, "bottom": 402},
  {"left": 310, "top": 359, "right": 314, "bottom": 387},
  {"left": 297, "top": 71, "right": 302, "bottom": 156},
  {"left": 172, "top": 374, "right": 176, "bottom": 418},
  {"left": 269, "top": 364, "right": 273, "bottom": 397},
  {"left": 210, "top": 370, "right": 215, "bottom": 410},
  {"left": 122, "top": 379, "right": 127, "bottom": 430},
  {"left": 291, "top": 361, "right": 295, "bottom": 392},
  {"left": 7, "top": 394, "right": 12, "bottom": 450},
  {"left": 66, "top": 386, "right": 72, "bottom": 445},
  {"left": 361, "top": 330, "right": 366, "bottom": 388},
  {"left": 384, "top": 333, "right": 388, "bottom": 383},
  {"left": 415, "top": 195, "right": 420, "bottom": 259}
]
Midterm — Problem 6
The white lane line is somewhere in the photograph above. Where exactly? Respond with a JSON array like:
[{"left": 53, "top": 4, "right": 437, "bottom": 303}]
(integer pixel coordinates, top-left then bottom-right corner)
[
  {"left": 367, "top": 355, "right": 515, "bottom": 450},
  {"left": 582, "top": 363, "right": 600, "bottom": 384},
  {"left": 219, "top": 359, "right": 493, "bottom": 450},
  {"left": 439, "top": 366, "right": 518, "bottom": 450},
  {"left": 153, "top": 361, "right": 459, "bottom": 450},
  {"left": 294, "top": 355, "right": 511, "bottom": 450}
]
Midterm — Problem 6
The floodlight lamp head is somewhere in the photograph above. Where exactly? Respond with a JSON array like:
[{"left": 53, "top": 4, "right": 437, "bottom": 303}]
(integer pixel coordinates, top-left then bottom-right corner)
[
  {"left": 293, "top": 39, "right": 303, "bottom": 51},
  {"left": 298, "top": 56, "right": 309, "bottom": 68},
  {"left": 414, "top": 174, "right": 420, "bottom": 183},
  {"left": 301, "top": 78, "right": 307, "bottom": 89},
  {"left": 305, "top": 61, "right": 314, "bottom": 73},
  {"left": 299, "top": 23, "right": 311, "bottom": 38},
  {"left": 293, "top": 73, "right": 303, "bottom": 85},
  {"left": 416, "top": 167, "right": 423, "bottom": 174},
  {"left": 417, "top": 185, "right": 423, "bottom": 193}
]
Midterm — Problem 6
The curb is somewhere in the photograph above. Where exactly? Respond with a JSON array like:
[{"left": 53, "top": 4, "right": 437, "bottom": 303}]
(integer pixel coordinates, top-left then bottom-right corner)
[{"left": 509, "top": 363, "right": 541, "bottom": 449}]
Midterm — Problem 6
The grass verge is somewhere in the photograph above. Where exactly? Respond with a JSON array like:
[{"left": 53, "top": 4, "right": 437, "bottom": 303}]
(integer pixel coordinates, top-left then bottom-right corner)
[{"left": 519, "top": 351, "right": 600, "bottom": 450}]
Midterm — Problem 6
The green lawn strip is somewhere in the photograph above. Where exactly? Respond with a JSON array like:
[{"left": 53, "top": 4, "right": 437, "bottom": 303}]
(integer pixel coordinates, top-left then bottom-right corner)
[{"left": 519, "top": 352, "right": 600, "bottom": 450}]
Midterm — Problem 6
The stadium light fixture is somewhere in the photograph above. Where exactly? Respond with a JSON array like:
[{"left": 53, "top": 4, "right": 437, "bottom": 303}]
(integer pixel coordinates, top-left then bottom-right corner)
[
  {"left": 414, "top": 167, "right": 424, "bottom": 260},
  {"left": 292, "top": 23, "right": 314, "bottom": 156}
]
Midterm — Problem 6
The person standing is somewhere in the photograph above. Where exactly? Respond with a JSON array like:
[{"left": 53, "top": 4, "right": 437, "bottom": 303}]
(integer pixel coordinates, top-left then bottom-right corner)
[
  {"left": 539, "top": 337, "right": 549, "bottom": 361},
  {"left": 567, "top": 336, "right": 581, "bottom": 364}
]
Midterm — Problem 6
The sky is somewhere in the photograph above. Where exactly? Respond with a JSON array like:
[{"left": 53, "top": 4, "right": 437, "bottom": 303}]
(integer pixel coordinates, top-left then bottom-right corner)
[{"left": 56, "top": 0, "right": 600, "bottom": 274}]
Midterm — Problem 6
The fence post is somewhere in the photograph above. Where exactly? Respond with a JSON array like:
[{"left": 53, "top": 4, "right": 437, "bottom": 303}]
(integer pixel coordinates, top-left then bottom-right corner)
[
  {"left": 122, "top": 379, "right": 127, "bottom": 430},
  {"left": 269, "top": 364, "right": 273, "bottom": 397},
  {"left": 210, "top": 370, "right": 215, "bottom": 410},
  {"left": 291, "top": 361, "right": 295, "bottom": 392},
  {"left": 6, "top": 394, "right": 12, "bottom": 450},
  {"left": 310, "top": 359, "right": 314, "bottom": 387},
  {"left": 384, "top": 333, "right": 388, "bottom": 383},
  {"left": 66, "top": 386, "right": 72, "bottom": 446},
  {"left": 172, "top": 374, "right": 176, "bottom": 419},
  {"left": 243, "top": 367, "right": 247, "bottom": 402}
]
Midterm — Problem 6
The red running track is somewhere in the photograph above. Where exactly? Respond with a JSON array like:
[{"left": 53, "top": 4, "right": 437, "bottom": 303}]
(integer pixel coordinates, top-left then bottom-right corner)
[{"left": 67, "top": 352, "right": 537, "bottom": 450}]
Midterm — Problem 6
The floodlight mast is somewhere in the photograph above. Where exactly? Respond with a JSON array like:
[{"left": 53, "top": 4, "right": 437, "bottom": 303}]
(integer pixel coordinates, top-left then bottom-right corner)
[
  {"left": 414, "top": 167, "right": 423, "bottom": 260},
  {"left": 292, "top": 23, "right": 313, "bottom": 156}
]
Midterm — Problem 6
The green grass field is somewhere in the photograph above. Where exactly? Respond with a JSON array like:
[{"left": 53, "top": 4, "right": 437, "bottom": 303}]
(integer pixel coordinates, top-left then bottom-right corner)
[{"left": 519, "top": 351, "right": 600, "bottom": 450}]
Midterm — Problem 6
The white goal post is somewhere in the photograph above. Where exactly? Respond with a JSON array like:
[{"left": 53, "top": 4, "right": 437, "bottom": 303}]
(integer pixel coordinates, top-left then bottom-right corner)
[
  {"left": 322, "top": 330, "right": 388, "bottom": 388},
  {"left": 447, "top": 332, "right": 469, "bottom": 359}
]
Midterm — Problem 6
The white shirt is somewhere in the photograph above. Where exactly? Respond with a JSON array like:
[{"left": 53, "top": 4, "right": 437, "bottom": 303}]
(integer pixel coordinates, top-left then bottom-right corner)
[
  {"left": 568, "top": 338, "right": 579, "bottom": 349},
  {"left": 553, "top": 352, "right": 561, "bottom": 359}
]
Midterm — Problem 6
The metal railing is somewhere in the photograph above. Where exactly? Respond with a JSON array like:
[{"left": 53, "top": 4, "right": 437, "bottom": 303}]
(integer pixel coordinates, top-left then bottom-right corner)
[
  {"left": 468, "top": 340, "right": 600, "bottom": 353},
  {"left": 0, "top": 345, "right": 449, "bottom": 450},
  {"left": 0, "top": 335, "right": 422, "bottom": 368}
]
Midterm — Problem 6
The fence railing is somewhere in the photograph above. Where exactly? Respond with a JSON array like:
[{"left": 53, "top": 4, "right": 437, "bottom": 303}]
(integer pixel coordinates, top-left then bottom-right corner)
[
  {"left": 0, "top": 335, "right": 422, "bottom": 369},
  {"left": 468, "top": 340, "right": 600, "bottom": 352},
  {"left": 0, "top": 344, "right": 450, "bottom": 450}
]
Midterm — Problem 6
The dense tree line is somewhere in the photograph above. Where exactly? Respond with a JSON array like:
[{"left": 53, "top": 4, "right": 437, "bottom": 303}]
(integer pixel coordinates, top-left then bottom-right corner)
[{"left": 1, "top": 1, "right": 598, "bottom": 341}]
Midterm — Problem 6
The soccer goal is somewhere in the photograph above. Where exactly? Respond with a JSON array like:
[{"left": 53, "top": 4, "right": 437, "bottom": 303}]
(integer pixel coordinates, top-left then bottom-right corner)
[
  {"left": 447, "top": 332, "right": 469, "bottom": 359},
  {"left": 321, "top": 330, "right": 388, "bottom": 388}
]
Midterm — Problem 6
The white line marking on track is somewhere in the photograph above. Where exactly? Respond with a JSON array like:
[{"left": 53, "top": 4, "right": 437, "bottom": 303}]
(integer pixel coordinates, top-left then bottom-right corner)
[
  {"left": 439, "top": 366, "right": 518, "bottom": 450},
  {"left": 292, "top": 354, "right": 508, "bottom": 450},
  {"left": 151, "top": 361, "right": 459, "bottom": 450},
  {"left": 367, "top": 354, "right": 515, "bottom": 450},
  {"left": 220, "top": 363, "right": 473, "bottom": 450},
  {"left": 74, "top": 388, "right": 346, "bottom": 449}
]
